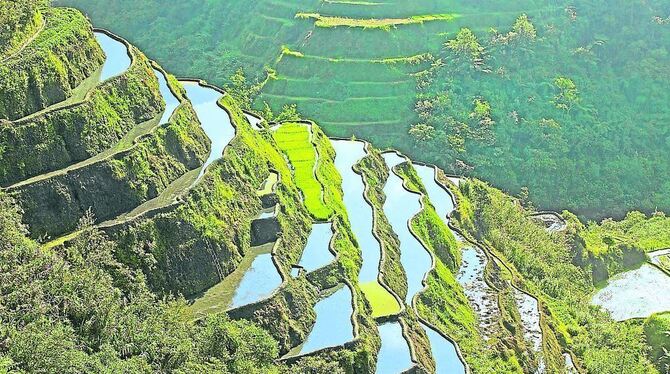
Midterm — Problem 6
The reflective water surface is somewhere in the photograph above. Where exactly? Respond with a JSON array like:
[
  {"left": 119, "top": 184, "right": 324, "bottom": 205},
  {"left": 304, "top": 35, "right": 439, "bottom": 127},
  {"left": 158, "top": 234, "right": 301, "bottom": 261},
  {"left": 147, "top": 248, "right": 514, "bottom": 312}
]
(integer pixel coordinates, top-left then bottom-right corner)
[
  {"left": 94, "top": 32, "right": 131, "bottom": 81},
  {"left": 376, "top": 322, "right": 413, "bottom": 374},
  {"left": 296, "top": 222, "right": 335, "bottom": 273},
  {"left": 181, "top": 82, "right": 235, "bottom": 178},
  {"left": 230, "top": 253, "right": 282, "bottom": 309},
  {"left": 382, "top": 152, "right": 432, "bottom": 304},
  {"left": 422, "top": 323, "right": 465, "bottom": 374},
  {"left": 297, "top": 286, "right": 354, "bottom": 355},
  {"left": 591, "top": 264, "right": 670, "bottom": 321},
  {"left": 153, "top": 68, "right": 180, "bottom": 124},
  {"left": 332, "top": 140, "right": 379, "bottom": 283}
]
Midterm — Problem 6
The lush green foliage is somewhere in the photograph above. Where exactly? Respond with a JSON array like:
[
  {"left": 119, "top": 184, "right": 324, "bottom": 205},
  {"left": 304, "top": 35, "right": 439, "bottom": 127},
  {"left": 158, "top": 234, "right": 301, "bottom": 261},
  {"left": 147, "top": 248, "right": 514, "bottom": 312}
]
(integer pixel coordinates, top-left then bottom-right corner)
[
  {"left": 0, "top": 7, "right": 104, "bottom": 120},
  {"left": 59, "top": 0, "right": 670, "bottom": 220},
  {"left": 0, "top": 0, "right": 46, "bottom": 55},
  {"left": 411, "top": 1, "right": 670, "bottom": 220},
  {"left": 0, "top": 45, "right": 163, "bottom": 186},
  {"left": 582, "top": 211, "right": 670, "bottom": 255},
  {"left": 454, "top": 178, "right": 658, "bottom": 373},
  {"left": 0, "top": 193, "right": 283, "bottom": 373},
  {"left": 273, "top": 123, "right": 333, "bottom": 220},
  {"left": 644, "top": 313, "right": 670, "bottom": 373},
  {"left": 354, "top": 148, "right": 408, "bottom": 301},
  {"left": 11, "top": 101, "right": 208, "bottom": 239}
]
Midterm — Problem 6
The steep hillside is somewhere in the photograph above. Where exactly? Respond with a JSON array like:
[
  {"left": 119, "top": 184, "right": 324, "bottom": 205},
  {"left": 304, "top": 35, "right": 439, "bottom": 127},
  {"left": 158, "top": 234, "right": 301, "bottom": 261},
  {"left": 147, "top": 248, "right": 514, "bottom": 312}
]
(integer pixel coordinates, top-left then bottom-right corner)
[{"left": 0, "top": 3, "right": 667, "bottom": 374}]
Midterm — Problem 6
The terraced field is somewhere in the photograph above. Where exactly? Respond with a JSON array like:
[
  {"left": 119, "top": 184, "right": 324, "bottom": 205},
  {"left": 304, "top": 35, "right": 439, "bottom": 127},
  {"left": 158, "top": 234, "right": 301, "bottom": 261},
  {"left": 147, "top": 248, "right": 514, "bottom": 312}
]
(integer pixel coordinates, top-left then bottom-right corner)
[
  {"left": 273, "top": 122, "right": 333, "bottom": 220},
  {"left": 59, "top": 0, "right": 563, "bottom": 143}
]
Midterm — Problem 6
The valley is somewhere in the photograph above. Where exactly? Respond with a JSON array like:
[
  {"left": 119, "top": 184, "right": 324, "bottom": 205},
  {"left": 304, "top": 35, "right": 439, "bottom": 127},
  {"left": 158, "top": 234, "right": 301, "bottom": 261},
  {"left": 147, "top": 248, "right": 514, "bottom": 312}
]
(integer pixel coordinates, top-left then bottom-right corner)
[{"left": 0, "top": 1, "right": 669, "bottom": 373}]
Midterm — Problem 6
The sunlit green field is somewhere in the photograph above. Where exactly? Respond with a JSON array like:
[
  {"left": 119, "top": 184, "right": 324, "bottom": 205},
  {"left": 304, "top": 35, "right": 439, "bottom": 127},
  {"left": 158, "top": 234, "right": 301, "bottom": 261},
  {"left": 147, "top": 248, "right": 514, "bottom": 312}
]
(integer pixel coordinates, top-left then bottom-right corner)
[{"left": 273, "top": 123, "right": 332, "bottom": 220}]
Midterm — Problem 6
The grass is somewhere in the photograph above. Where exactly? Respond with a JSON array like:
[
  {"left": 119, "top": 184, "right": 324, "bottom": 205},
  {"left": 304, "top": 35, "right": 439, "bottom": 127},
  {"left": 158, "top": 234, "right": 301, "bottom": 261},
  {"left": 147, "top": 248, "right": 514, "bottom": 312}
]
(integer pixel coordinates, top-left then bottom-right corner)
[
  {"left": 256, "top": 171, "right": 279, "bottom": 196},
  {"left": 296, "top": 12, "right": 458, "bottom": 29},
  {"left": 273, "top": 123, "right": 332, "bottom": 220},
  {"left": 582, "top": 211, "right": 670, "bottom": 255},
  {"left": 644, "top": 312, "right": 670, "bottom": 371},
  {"left": 360, "top": 280, "right": 400, "bottom": 318}
]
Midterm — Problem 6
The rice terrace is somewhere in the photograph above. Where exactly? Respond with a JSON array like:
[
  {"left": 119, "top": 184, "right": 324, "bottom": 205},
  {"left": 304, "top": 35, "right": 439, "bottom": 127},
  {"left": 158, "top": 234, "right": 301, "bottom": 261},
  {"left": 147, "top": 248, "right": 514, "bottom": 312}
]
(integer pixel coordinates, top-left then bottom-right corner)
[{"left": 2, "top": 0, "right": 670, "bottom": 373}]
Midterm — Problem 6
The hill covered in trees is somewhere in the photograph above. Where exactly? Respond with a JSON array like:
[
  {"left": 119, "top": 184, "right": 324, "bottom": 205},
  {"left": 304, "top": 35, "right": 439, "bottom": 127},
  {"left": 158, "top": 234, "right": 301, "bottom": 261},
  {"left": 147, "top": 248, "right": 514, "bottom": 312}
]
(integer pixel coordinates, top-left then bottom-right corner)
[{"left": 1, "top": 1, "right": 669, "bottom": 373}]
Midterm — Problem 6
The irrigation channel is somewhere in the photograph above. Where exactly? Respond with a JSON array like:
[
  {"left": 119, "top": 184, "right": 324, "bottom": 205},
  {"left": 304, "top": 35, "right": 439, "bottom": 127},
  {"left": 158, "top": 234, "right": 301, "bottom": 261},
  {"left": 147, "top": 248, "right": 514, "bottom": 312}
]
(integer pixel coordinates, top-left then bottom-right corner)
[
  {"left": 331, "top": 140, "right": 412, "bottom": 372},
  {"left": 415, "top": 164, "right": 545, "bottom": 373}
]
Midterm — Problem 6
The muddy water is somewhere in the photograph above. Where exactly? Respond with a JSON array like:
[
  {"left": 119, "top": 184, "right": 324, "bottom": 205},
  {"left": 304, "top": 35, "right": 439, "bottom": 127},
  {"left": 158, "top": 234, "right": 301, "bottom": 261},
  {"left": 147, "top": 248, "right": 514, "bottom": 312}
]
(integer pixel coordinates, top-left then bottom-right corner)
[
  {"left": 591, "top": 263, "right": 670, "bottom": 321},
  {"left": 94, "top": 32, "right": 131, "bottom": 81},
  {"left": 457, "top": 245, "right": 499, "bottom": 339},
  {"left": 244, "top": 112, "right": 263, "bottom": 130},
  {"left": 513, "top": 288, "right": 545, "bottom": 372}
]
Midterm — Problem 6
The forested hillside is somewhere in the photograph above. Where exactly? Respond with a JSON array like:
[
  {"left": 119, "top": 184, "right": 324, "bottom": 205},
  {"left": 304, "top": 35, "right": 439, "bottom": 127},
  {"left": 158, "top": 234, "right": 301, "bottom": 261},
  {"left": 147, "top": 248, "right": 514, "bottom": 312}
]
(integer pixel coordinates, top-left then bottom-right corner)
[{"left": 1, "top": 1, "right": 669, "bottom": 373}]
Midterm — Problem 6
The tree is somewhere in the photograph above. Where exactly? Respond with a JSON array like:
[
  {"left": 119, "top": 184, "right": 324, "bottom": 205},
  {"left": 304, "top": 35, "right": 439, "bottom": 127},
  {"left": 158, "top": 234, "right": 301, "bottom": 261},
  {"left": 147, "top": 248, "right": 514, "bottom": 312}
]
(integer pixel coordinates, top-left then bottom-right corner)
[
  {"left": 511, "top": 14, "right": 537, "bottom": 41},
  {"left": 445, "top": 28, "right": 484, "bottom": 66},
  {"left": 553, "top": 76, "right": 579, "bottom": 110},
  {"left": 224, "top": 68, "right": 260, "bottom": 109},
  {"left": 409, "top": 123, "right": 436, "bottom": 142}
]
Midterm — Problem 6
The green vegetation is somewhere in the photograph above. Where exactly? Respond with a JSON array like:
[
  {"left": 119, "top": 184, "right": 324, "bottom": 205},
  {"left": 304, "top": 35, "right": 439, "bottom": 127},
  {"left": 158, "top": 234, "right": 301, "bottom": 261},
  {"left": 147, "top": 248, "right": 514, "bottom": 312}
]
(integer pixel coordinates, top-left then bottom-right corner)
[
  {"left": 0, "top": 42, "right": 163, "bottom": 186},
  {"left": 359, "top": 281, "right": 400, "bottom": 318},
  {"left": 453, "top": 178, "right": 658, "bottom": 373},
  {"left": 582, "top": 211, "right": 670, "bottom": 254},
  {"left": 59, "top": 0, "right": 670, "bottom": 220},
  {"left": 273, "top": 123, "right": 332, "bottom": 220},
  {"left": 4, "top": 2, "right": 669, "bottom": 372},
  {"left": 575, "top": 211, "right": 670, "bottom": 282},
  {"left": 0, "top": 7, "right": 105, "bottom": 120},
  {"left": 296, "top": 13, "right": 458, "bottom": 30},
  {"left": 644, "top": 313, "right": 670, "bottom": 372},
  {"left": 354, "top": 148, "right": 407, "bottom": 308},
  {"left": 394, "top": 162, "right": 526, "bottom": 372},
  {"left": 0, "top": 0, "right": 46, "bottom": 56},
  {"left": 0, "top": 193, "right": 284, "bottom": 373},
  {"left": 10, "top": 100, "right": 208, "bottom": 239}
]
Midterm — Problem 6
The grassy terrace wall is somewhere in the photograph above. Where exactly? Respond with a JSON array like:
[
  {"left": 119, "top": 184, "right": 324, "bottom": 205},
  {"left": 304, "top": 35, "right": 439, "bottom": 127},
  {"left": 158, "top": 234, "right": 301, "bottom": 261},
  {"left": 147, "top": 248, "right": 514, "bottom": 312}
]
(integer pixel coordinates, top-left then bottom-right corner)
[
  {"left": 0, "top": 8, "right": 105, "bottom": 121},
  {"left": 9, "top": 101, "right": 208, "bottom": 239},
  {"left": 394, "top": 163, "right": 533, "bottom": 373},
  {"left": 354, "top": 148, "right": 408, "bottom": 301},
  {"left": 0, "top": 43, "right": 163, "bottom": 186},
  {"left": 0, "top": 0, "right": 45, "bottom": 56},
  {"left": 452, "top": 178, "right": 658, "bottom": 373},
  {"left": 106, "top": 93, "right": 310, "bottom": 296},
  {"left": 270, "top": 125, "right": 381, "bottom": 371}
]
